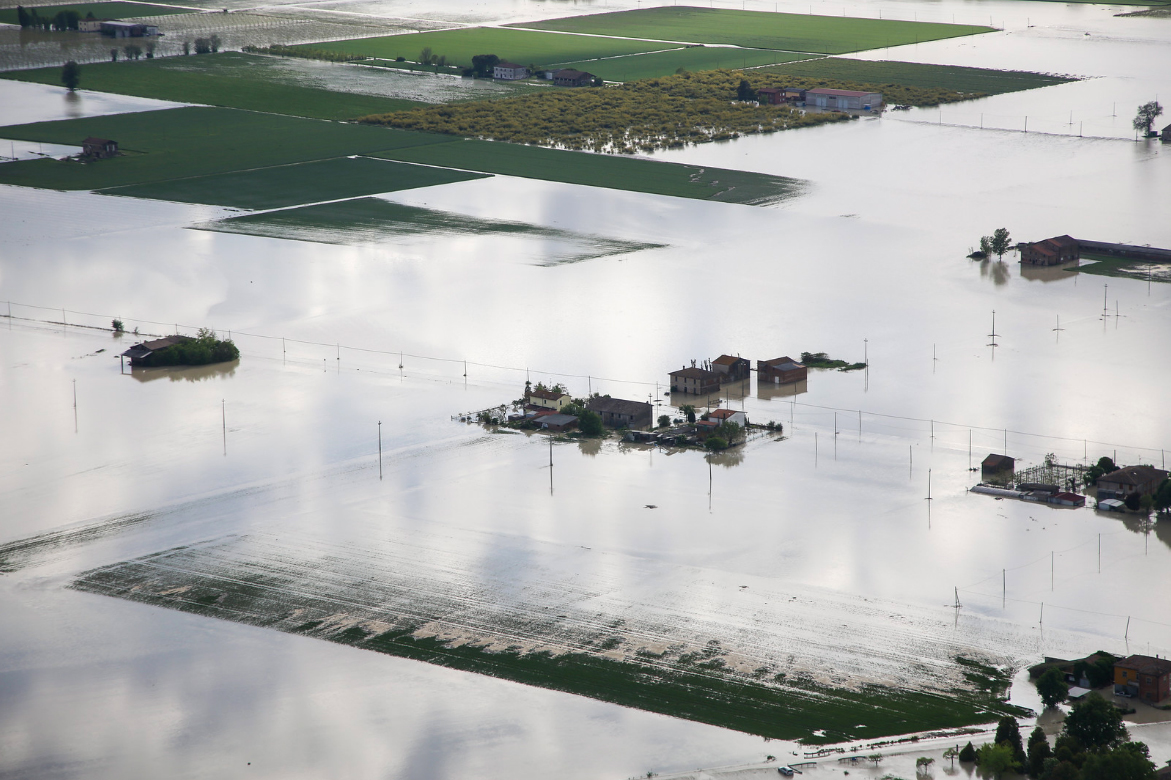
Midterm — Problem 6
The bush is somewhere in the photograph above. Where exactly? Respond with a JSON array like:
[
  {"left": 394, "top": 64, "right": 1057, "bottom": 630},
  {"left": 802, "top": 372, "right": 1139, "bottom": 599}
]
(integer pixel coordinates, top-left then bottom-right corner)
[
  {"left": 958, "top": 742, "right": 977, "bottom": 763},
  {"left": 111, "top": 319, "right": 124, "bottom": 332},
  {"left": 578, "top": 410, "right": 603, "bottom": 436},
  {"left": 705, "top": 435, "right": 728, "bottom": 451},
  {"left": 657, "top": 415, "right": 670, "bottom": 428},
  {"left": 61, "top": 60, "right": 80, "bottom": 91}
]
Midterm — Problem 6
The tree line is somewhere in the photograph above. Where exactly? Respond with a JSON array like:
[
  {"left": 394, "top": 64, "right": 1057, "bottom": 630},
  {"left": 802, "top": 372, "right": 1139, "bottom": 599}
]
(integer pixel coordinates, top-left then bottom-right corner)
[{"left": 16, "top": 5, "right": 89, "bottom": 31}]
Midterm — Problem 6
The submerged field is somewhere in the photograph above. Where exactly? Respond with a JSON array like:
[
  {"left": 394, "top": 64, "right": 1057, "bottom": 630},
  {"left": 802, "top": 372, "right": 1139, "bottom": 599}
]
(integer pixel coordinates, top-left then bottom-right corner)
[
  {"left": 374, "top": 140, "right": 804, "bottom": 205},
  {"left": 1, "top": 53, "right": 426, "bottom": 120},
  {"left": 512, "top": 6, "right": 995, "bottom": 55},
  {"left": 552, "top": 48, "right": 809, "bottom": 83},
  {"left": 67, "top": 530, "right": 1026, "bottom": 744},
  {"left": 198, "top": 197, "right": 664, "bottom": 263}
]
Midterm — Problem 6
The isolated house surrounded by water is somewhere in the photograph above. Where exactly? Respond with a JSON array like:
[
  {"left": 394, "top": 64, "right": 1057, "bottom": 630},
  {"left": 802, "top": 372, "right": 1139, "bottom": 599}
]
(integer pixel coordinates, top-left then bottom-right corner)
[
  {"left": 669, "top": 366, "right": 720, "bottom": 395},
  {"left": 1020, "top": 235, "right": 1079, "bottom": 266},
  {"left": 1096, "top": 465, "right": 1168, "bottom": 499},
  {"left": 981, "top": 454, "right": 1015, "bottom": 484},
  {"left": 708, "top": 408, "right": 746, "bottom": 427},
  {"left": 587, "top": 396, "right": 652, "bottom": 429},
  {"left": 82, "top": 137, "right": 118, "bottom": 159},
  {"left": 805, "top": 88, "right": 882, "bottom": 110},
  {"left": 758, "top": 357, "right": 807, "bottom": 385},
  {"left": 711, "top": 355, "right": 750, "bottom": 382},
  {"left": 120, "top": 335, "right": 192, "bottom": 367},
  {"left": 493, "top": 62, "right": 528, "bottom": 80},
  {"left": 1114, "top": 655, "right": 1171, "bottom": 703},
  {"left": 526, "top": 387, "right": 570, "bottom": 411}
]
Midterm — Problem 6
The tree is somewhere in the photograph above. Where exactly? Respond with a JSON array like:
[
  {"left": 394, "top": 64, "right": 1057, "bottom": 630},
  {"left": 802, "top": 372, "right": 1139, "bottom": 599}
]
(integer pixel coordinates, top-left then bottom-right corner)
[
  {"left": 736, "top": 78, "right": 755, "bottom": 101},
  {"left": 110, "top": 48, "right": 119, "bottom": 62},
  {"left": 1027, "top": 726, "right": 1052, "bottom": 777},
  {"left": 61, "top": 60, "right": 80, "bottom": 91},
  {"left": 958, "top": 741, "right": 977, "bottom": 762},
  {"left": 1037, "top": 667, "right": 1068, "bottom": 707},
  {"left": 978, "top": 235, "right": 993, "bottom": 257},
  {"left": 209, "top": 33, "right": 221, "bottom": 52},
  {"left": 990, "top": 227, "right": 1012, "bottom": 259},
  {"left": 1084, "top": 456, "right": 1118, "bottom": 487},
  {"left": 111, "top": 319, "right": 124, "bottom": 333},
  {"left": 471, "top": 53, "right": 499, "bottom": 77},
  {"left": 995, "top": 716, "right": 1026, "bottom": 765},
  {"left": 1155, "top": 478, "right": 1171, "bottom": 514},
  {"left": 942, "top": 747, "right": 959, "bottom": 768},
  {"left": 1048, "top": 761, "right": 1080, "bottom": 780},
  {"left": 1081, "top": 743, "right": 1156, "bottom": 780},
  {"left": 705, "top": 435, "right": 728, "bottom": 451},
  {"left": 17, "top": 5, "right": 30, "bottom": 27},
  {"left": 145, "top": 42, "right": 155, "bottom": 58},
  {"left": 124, "top": 44, "right": 142, "bottom": 60},
  {"left": 976, "top": 743, "right": 1018, "bottom": 778},
  {"left": 867, "top": 754, "right": 883, "bottom": 767},
  {"left": 194, "top": 37, "right": 211, "bottom": 54},
  {"left": 182, "top": 40, "right": 191, "bottom": 55},
  {"left": 420, "top": 46, "right": 432, "bottom": 63},
  {"left": 679, "top": 404, "right": 696, "bottom": 423},
  {"left": 915, "top": 756, "right": 934, "bottom": 772},
  {"left": 1132, "top": 101, "right": 1163, "bottom": 135},
  {"left": 578, "top": 409, "right": 603, "bottom": 436},
  {"left": 1063, "top": 693, "right": 1128, "bottom": 752},
  {"left": 657, "top": 414, "right": 670, "bottom": 428}
]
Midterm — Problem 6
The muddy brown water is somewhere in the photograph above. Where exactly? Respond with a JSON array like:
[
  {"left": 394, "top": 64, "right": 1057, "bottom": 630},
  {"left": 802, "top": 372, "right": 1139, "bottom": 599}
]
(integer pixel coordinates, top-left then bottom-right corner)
[{"left": 2, "top": 0, "right": 1171, "bottom": 776}]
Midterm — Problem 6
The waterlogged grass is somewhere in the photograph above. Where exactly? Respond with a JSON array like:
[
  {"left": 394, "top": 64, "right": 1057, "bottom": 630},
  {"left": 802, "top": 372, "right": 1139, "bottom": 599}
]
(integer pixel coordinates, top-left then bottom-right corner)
[
  {"left": 198, "top": 197, "right": 664, "bottom": 264},
  {"left": 108, "top": 157, "right": 487, "bottom": 208},
  {"left": 72, "top": 554, "right": 1026, "bottom": 743},
  {"left": 295, "top": 27, "right": 668, "bottom": 70},
  {"left": 1074, "top": 255, "right": 1171, "bottom": 284},
  {"left": 513, "top": 6, "right": 994, "bottom": 55},
  {"left": 374, "top": 140, "right": 804, "bottom": 205},
  {"left": 1, "top": 53, "right": 426, "bottom": 120},
  {"left": 0, "top": 2, "right": 193, "bottom": 25},
  {"left": 0, "top": 106, "right": 448, "bottom": 191},
  {"left": 554, "top": 48, "right": 808, "bottom": 83},
  {"left": 760, "top": 58, "right": 1074, "bottom": 97}
]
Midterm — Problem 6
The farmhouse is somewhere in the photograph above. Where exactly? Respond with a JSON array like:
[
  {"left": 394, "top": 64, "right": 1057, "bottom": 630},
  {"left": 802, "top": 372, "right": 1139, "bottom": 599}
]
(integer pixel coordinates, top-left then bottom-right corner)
[
  {"left": 1114, "top": 655, "right": 1171, "bottom": 704},
  {"left": 82, "top": 137, "right": 119, "bottom": 159},
  {"left": 1163, "top": 122, "right": 1171, "bottom": 143},
  {"left": 1096, "top": 465, "right": 1169, "bottom": 500},
  {"left": 758, "top": 356, "right": 807, "bottom": 385},
  {"left": 78, "top": 18, "right": 105, "bottom": 32},
  {"left": 981, "top": 454, "right": 1015, "bottom": 484},
  {"left": 1020, "top": 235, "right": 1079, "bottom": 266},
  {"left": 805, "top": 88, "right": 882, "bottom": 110},
  {"left": 711, "top": 354, "right": 750, "bottom": 382},
  {"left": 669, "top": 366, "right": 720, "bottom": 396},
  {"left": 587, "top": 396, "right": 652, "bottom": 429},
  {"left": 100, "top": 20, "right": 158, "bottom": 37},
  {"left": 526, "top": 387, "right": 571, "bottom": 411},
  {"left": 552, "top": 69, "right": 594, "bottom": 87},
  {"left": 120, "top": 335, "right": 193, "bottom": 366},
  {"left": 493, "top": 62, "right": 529, "bottom": 80}
]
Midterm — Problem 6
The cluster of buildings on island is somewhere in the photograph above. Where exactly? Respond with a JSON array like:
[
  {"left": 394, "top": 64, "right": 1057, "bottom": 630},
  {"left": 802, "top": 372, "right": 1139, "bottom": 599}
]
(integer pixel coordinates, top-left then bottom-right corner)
[
  {"left": 501, "top": 352, "right": 805, "bottom": 443},
  {"left": 972, "top": 454, "right": 1167, "bottom": 512},
  {"left": 669, "top": 354, "right": 807, "bottom": 396}
]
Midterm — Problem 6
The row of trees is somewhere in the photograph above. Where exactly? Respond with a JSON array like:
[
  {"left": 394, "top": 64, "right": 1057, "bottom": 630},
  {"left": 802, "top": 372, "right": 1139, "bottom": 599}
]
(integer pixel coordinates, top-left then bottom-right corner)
[
  {"left": 977, "top": 227, "right": 1013, "bottom": 259},
  {"left": 16, "top": 5, "right": 89, "bottom": 30},
  {"left": 954, "top": 702, "right": 1156, "bottom": 779}
]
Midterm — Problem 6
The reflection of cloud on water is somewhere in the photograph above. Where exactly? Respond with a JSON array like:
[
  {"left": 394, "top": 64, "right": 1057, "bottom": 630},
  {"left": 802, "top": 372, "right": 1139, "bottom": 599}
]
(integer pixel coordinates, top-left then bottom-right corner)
[{"left": 128, "top": 360, "right": 238, "bottom": 383}]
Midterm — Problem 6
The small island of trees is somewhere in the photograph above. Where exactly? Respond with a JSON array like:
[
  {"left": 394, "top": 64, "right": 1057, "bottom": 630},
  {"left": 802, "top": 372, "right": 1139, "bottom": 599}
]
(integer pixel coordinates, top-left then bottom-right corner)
[{"left": 135, "top": 328, "right": 240, "bottom": 367}]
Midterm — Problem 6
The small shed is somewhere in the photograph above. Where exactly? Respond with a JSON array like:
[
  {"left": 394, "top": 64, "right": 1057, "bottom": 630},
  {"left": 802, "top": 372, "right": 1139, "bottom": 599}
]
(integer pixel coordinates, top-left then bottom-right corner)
[
  {"left": 1097, "top": 498, "right": 1125, "bottom": 512},
  {"left": 540, "top": 413, "right": 578, "bottom": 432},
  {"left": 82, "top": 137, "right": 119, "bottom": 159},
  {"left": 805, "top": 87, "right": 882, "bottom": 110},
  {"left": 981, "top": 454, "right": 1015, "bottom": 484}
]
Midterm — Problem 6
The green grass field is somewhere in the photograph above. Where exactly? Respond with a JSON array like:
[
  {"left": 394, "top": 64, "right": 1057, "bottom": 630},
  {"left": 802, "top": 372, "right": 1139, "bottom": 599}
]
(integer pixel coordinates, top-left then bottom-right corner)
[
  {"left": 294, "top": 27, "right": 670, "bottom": 69},
  {"left": 375, "top": 139, "right": 802, "bottom": 205},
  {"left": 0, "top": 107, "right": 448, "bottom": 191},
  {"left": 0, "top": 54, "right": 425, "bottom": 121},
  {"left": 0, "top": 1, "right": 193, "bottom": 24},
  {"left": 513, "top": 6, "right": 994, "bottom": 55},
  {"left": 761, "top": 57, "right": 1073, "bottom": 94},
  {"left": 107, "top": 156, "right": 487, "bottom": 209},
  {"left": 555, "top": 47, "right": 808, "bottom": 82}
]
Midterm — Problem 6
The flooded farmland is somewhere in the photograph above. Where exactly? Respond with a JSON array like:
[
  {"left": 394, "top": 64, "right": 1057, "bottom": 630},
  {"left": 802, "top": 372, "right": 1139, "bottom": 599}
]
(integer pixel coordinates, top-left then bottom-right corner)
[{"left": 2, "top": 0, "right": 1171, "bottom": 776}]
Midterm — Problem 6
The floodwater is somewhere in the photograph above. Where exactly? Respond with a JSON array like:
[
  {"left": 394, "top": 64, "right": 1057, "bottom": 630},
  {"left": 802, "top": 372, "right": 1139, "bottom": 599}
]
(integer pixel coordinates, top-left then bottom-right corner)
[{"left": 2, "top": 0, "right": 1171, "bottom": 777}]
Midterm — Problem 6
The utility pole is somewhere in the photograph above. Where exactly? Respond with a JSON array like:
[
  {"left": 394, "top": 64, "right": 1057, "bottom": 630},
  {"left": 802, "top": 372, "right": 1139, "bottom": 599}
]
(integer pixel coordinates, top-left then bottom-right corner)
[
  {"left": 378, "top": 421, "right": 382, "bottom": 479},
  {"left": 222, "top": 399, "right": 226, "bottom": 455}
]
